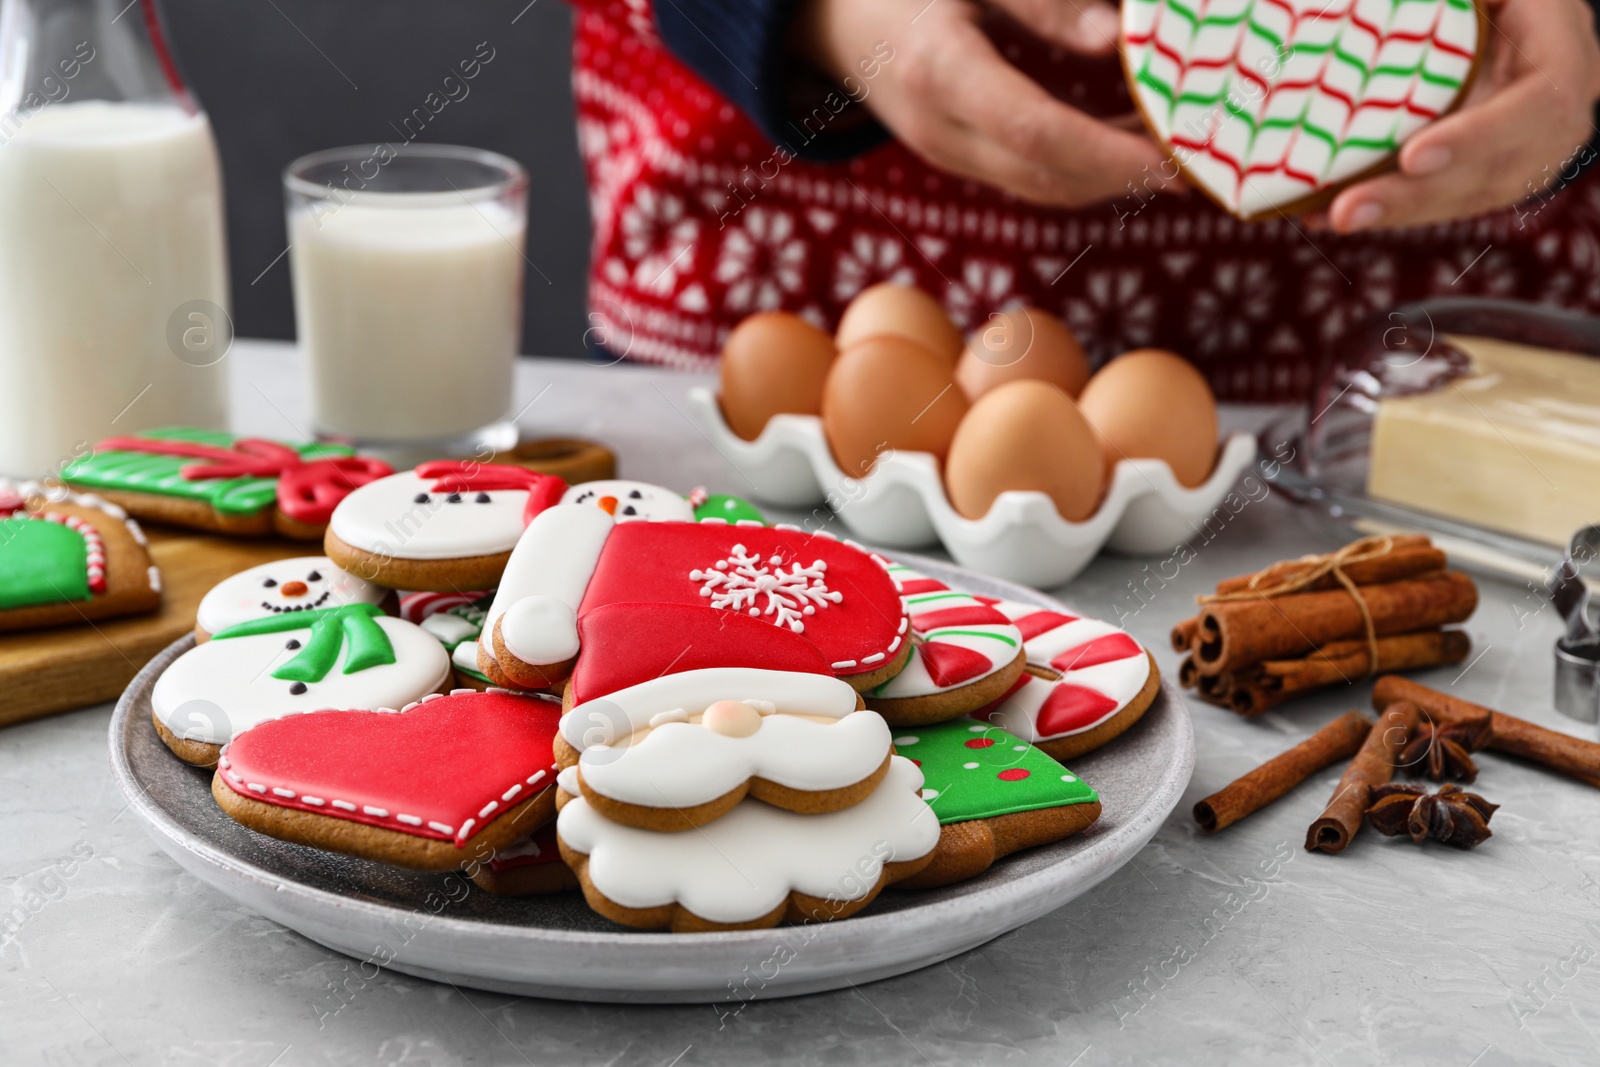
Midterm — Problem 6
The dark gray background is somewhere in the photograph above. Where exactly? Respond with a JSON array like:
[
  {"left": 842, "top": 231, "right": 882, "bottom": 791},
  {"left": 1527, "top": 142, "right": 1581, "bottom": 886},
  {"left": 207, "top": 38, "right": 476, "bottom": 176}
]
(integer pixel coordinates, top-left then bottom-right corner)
[{"left": 161, "top": 0, "right": 592, "bottom": 356}]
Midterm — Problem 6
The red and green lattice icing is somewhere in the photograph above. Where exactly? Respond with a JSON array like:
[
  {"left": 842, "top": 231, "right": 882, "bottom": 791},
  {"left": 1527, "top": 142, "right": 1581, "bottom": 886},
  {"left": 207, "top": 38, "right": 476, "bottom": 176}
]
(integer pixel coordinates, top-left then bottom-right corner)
[
  {"left": 893, "top": 719, "right": 1097, "bottom": 824},
  {"left": 1124, "top": 0, "right": 1479, "bottom": 217}
]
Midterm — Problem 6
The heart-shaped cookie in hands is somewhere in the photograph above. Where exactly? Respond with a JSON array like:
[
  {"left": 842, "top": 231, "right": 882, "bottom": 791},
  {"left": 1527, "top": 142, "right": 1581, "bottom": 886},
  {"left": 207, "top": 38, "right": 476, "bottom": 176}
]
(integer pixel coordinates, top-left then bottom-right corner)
[{"left": 1122, "top": 0, "right": 1485, "bottom": 219}]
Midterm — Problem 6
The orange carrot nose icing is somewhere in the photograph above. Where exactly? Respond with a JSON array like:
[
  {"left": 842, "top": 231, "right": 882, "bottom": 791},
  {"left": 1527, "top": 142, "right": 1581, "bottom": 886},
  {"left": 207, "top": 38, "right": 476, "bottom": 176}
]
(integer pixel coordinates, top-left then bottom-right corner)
[
  {"left": 597, "top": 496, "right": 618, "bottom": 515},
  {"left": 280, "top": 581, "right": 309, "bottom": 597}
]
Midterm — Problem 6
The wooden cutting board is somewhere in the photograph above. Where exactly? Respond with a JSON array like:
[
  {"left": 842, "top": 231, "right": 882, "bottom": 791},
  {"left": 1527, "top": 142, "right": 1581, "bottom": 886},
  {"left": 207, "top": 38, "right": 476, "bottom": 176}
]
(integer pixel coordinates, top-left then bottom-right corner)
[{"left": 0, "top": 437, "right": 616, "bottom": 729}]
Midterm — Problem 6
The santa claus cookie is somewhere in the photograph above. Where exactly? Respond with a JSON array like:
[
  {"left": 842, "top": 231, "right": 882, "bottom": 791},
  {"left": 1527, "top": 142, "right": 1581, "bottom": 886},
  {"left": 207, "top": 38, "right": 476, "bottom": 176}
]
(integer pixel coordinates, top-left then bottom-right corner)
[
  {"left": 976, "top": 600, "right": 1160, "bottom": 761},
  {"left": 194, "top": 556, "right": 388, "bottom": 641},
  {"left": 480, "top": 510, "right": 911, "bottom": 692},
  {"left": 865, "top": 563, "right": 1027, "bottom": 726},
  {"left": 556, "top": 755, "right": 938, "bottom": 932},
  {"left": 151, "top": 603, "right": 450, "bottom": 767},
  {"left": 324, "top": 462, "right": 566, "bottom": 591},
  {"left": 892, "top": 719, "right": 1101, "bottom": 889},
  {"left": 0, "top": 479, "right": 161, "bottom": 632},
  {"left": 466, "top": 823, "right": 578, "bottom": 895},
  {"left": 61, "top": 427, "right": 392, "bottom": 539},
  {"left": 1123, "top": 0, "right": 1484, "bottom": 219},
  {"left": 552, "top": 602, "right": 893, "bottom": 832},
  {"left": 213, "top": 689, "right": 562, "bottom": 871},
  {"left": 397, "top": 589, "right": 496, "bottom": 690}
]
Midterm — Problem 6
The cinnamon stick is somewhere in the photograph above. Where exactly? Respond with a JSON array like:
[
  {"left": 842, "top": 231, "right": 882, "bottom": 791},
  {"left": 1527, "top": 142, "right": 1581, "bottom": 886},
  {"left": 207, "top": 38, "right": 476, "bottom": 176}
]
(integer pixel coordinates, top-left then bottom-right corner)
[
  {"left": 1306, "top": 701, "right": 1421, "bottom": 854},
  {"left": 1194, "top": 711, "right": 1373, "bottom": 833},
  {"left": 1373, "top": 676, "right": 1600, "bottom": 789},
  {"left": 1213, "top": 538, "right": 1443, "bottom": 596},
  {"left": 1225, "top": 631, "right": 1472, "bottom": 717},
  {"left": 1194, "top": 572, "right": 1478, "bottom": 675},
  {"left": 1172, "top": 616, "right": 1200, "bottom": 653}
]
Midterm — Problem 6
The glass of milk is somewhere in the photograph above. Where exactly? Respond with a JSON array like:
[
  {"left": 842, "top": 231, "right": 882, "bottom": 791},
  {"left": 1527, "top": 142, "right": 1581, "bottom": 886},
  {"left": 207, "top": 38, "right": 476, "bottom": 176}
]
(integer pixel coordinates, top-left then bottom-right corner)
[{"left": 285, "top": 145, "right": 528, "bottom": 461}]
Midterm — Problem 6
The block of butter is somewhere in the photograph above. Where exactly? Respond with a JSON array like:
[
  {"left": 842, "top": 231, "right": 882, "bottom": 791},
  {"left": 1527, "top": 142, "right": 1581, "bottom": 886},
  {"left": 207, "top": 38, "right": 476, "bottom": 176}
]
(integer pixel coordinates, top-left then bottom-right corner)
[{"left": 1367, "top": 336, "right": 1600, "bottom": 546}]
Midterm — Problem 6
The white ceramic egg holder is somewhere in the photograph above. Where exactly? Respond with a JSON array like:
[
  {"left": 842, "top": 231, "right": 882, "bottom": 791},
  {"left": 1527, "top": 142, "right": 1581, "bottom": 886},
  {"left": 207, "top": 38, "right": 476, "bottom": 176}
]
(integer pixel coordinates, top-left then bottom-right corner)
[{"left": 686, "top": 387, "right": 1258, "bottom": 588}]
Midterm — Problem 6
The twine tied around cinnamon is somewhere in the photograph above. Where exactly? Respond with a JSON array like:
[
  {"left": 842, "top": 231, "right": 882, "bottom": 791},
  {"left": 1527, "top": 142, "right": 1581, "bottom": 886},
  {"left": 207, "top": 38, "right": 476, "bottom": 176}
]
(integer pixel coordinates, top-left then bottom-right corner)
[{"left": 1197, "top": 535, "right": 1398, "bottom": 675}]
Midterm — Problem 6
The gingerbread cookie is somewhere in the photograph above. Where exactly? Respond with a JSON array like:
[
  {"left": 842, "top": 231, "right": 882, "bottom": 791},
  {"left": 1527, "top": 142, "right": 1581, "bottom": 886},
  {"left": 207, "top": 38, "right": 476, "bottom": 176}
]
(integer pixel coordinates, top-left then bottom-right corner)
[
  {"left": 195, "top": 556, "right": 388, "bottom": 641},
  {"left": 61, "top": 428, "right": 391, "bottom": 539},
  {"left": 1123, "top": 0, "right": 1484, "bottom": 220},
  {"left": 152, "top": 603, "right": 450, "bottom": 767},
  {"left": 866, "top": 563, "right": 1027, "bottom": 726},
  {"left": 324, "top": 462, "right": 567, "bottom": 591},
  {"left": 891, "top": 719, "right": 1101, "bottom": 888},
  {"left": 466, "top": 824, "right": 578, "bottom": 895},
  {"left": 397, "top": 589, "right": 496, "bottom": 689},
  {"left": 559, "top": 478, "right": 766, "bottom": 526},
  {"left": 213, "top": 689, "right": 562, "bottom": 871},
  {"left": 552, "top": 602, "right": 893, "bottom": 831},
  {"left": 556, "top": 755, "right": 938, "bottom": 932},
  {"left": 977, "top": 601, "right": 1160, "bottom": 760},
  {"left": 481, "top": 511, "right": 911, "bottom": 692},
  {"left": 0, "top": 479, "right": 161, "bottom": 632}
]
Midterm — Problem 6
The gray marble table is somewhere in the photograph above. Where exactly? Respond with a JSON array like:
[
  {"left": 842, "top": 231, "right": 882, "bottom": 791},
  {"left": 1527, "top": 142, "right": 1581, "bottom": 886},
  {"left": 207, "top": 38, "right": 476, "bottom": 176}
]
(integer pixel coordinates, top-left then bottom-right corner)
[{"left": 4, "top": 342, "right": 1596, "bottom": 1067}]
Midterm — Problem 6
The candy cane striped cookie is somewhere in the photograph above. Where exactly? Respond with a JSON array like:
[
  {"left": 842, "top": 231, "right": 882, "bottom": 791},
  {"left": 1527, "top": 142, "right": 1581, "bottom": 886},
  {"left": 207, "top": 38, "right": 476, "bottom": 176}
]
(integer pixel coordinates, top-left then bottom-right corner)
[
  {"left": 865, "top": 564, "right": 1027, "bottom": 726},
  {"left": 975, "top": 600, "right": 1160, "bottom": 760}
]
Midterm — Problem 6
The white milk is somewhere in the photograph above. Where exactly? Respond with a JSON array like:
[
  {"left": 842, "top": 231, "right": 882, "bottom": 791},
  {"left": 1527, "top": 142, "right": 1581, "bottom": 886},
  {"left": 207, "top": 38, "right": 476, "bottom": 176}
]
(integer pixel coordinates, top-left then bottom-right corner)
[
  {"left": 0, "top": 101, "right": 229, "bottom": 478},
  {"left": 289, "top": 198, "right": 522, "bottom": 442}
]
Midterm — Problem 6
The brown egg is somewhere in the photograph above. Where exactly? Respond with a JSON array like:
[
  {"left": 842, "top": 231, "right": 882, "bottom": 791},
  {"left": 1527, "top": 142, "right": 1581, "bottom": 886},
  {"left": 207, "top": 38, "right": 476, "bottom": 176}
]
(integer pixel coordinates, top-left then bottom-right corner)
[
  {"left": 822, "top": 336, "right": 970, "bottom": 476},
  {"left": 944, "top": 380, "right": 1105, "bottom": 521},
  {"left": 1077, "top": 349, "right": 1219, "bottom": 488},
  {"left": 955, "top": 306, "right": 1090, "bottom": 401},
  {"left": 719, "top": 312, "right": 838, "bottom": 441},
  {"left": 835, "top": 284, "right": 962, "bottom": 364}
]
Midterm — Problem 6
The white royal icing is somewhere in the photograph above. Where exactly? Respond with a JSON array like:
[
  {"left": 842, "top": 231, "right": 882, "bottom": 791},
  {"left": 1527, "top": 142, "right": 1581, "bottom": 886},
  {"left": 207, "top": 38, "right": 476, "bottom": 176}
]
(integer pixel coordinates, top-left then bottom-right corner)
[
  {"left": 500, "top": 595, "right": 580, "bottom": 665},
  {"left": 561, "top": 479, "right": 694, "bottom": 522},
  {"left": 557, "top": 756, "right": 938, "bottom": 923},
  {"left": 452, "top": 639, "right": 484, "bottom": 675},
  {"left": 689, "top": 543, "right": 842, "bottom": 634},
  {"left": 152, "top": 616, "right": 450, "bottom": 745},
  {"left": 480, "top": 504, "right": 613, "bottom": 665},
  {"left": 195, "top": 556, "right": 385, "bottom": 635},
  {"left": 421, "top": 611, "right": 481, "bottom": 647},
  {"left": 328, "top": 470, "right": 531, "bottom": 560}
]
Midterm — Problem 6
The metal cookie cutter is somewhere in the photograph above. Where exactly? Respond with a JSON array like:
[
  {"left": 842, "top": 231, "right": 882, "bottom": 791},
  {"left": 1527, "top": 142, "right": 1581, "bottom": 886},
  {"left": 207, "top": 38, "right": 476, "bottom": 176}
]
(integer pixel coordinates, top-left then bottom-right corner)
[{"left": 1550, "top": 526, "right": 1600, "bottom": 724}]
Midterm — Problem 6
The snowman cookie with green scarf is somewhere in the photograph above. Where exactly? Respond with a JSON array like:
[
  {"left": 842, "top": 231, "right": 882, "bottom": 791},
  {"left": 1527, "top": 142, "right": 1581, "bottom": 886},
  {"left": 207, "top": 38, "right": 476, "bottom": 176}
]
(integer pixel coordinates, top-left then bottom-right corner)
[{"left": 152, "top": 602, "right": 449, "bottom": 767}]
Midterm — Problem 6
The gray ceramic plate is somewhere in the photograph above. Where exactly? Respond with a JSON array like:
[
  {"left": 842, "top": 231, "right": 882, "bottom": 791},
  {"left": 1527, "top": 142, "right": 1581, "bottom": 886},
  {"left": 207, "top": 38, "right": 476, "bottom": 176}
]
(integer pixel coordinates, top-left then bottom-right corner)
[{"left": 109, "top": 554, "right": 1194, "bottom": 1003}]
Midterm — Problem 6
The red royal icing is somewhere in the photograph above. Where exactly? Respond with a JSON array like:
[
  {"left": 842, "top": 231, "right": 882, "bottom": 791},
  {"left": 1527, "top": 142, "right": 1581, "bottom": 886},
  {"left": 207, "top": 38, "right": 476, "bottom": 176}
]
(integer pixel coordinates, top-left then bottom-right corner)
[
  {"left": 896, "top": 578, "right": 947, "bottom": 595},
  {"left": 578, "top": 523, "right": 906, "bottom": 677},
  {"left": 912, "top": 605, "right": 1012, "bottom": 632},
  {"left": 997, "top": 768, "right": 1031, "bottom": 781},
  {"left": 277, "top": 456, "right": 393, "bottom": 524},
  {"left": 964, "top": 737, "right": 996, "bottom": 749},
  {"left": 1034, "top": 684, "right": 1119, "bottom": 738},
  {"left": 921, "top": 640, "right": 999, "bottom": 689},
  {"left": 217, "top": 690, "right": 561, "bottom": 846},
  {"left": 413, "top": 461, "right": 567, "bottom": 526},
  {"left": 1012, "top": 610, "right": 1080, "bottom": 641},
  {"left": 1048, "top": 633, "right": 1143, "bottom": 674},
  {"left": 569, "top": 601, "right": 833, "bottom": 705}
]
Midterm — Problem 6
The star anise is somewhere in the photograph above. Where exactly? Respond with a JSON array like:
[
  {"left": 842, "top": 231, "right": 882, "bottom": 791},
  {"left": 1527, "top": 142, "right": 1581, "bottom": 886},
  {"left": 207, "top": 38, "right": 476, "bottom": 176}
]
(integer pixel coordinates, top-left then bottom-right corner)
[
  {"left": 1365, "top": 782, "right": 1499, "bottom": 849},
  {"left": 1397, "top": 713, "right": 1492, "bottom": 783}
]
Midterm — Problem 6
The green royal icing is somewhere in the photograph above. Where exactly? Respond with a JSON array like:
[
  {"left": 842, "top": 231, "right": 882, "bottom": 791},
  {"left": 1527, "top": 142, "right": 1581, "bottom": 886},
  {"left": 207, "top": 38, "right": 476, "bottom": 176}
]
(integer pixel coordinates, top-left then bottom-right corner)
[
  {"left": 694, "top": 493, "right": 765, "bottom": 524},
  {"left": 61, "top": 427, "right": 353, "bottom": 516},
  {"left": 0, "top": 518, "right": 89, "bottom": 610},
  {"left": 896, "top": 719, "right": 1097, "bottom": 824},
  {"left": 212, "top": 603, "right": 395, "bottom": 683}
]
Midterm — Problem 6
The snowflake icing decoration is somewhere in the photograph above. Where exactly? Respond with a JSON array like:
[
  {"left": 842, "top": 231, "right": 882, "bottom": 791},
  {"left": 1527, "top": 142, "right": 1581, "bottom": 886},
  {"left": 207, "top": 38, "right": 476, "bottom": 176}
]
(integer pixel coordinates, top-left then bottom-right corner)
[{"left": 689, "top": 545, "right": 843, "bottom": 633}]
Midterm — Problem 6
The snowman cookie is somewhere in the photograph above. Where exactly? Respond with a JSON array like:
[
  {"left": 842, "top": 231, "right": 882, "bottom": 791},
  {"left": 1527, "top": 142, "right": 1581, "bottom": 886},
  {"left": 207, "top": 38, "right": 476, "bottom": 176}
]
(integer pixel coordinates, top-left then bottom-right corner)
[
  {"left": 398, "top": 589, "right": 496, "bottom": 689},
  {"left": 195, "top": 556, "right": 389, "bottom": 641},
  {"left": 62, "top": 427, "right": 392, "bottom": 539},
  {"left": 553, "top": 602, "right": 894, "bottom": 832},
  {"left": 152, "top": 603, "right": 450, "bottom": 767},
  {"left": 213, "top": 689, "right": 562, "bottom": 871},
  {"left": 466, "top": 824, "right": 578, "bottom": 895},
  {"left": 480, "top": 510, "right": 911, "bottom": 692},
  {"left": 0, "top": 479, "right": 161, "bottom": 632},
  {"left": 324, "top": 462, "right": 567, "bottom": 591},
  {"left": 560, "top": 478, "right": 766, "bottom": 525},
  {"left": 891, "top": 719, "right": 1101, "bottom": 889}
]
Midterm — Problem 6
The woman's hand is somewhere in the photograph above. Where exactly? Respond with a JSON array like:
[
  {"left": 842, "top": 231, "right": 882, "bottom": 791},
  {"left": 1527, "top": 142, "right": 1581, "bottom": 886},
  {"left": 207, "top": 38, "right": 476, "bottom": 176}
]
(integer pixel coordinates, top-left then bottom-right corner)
[
  {"left": 1330, "top": 0, "right": 1600, "bottom": 232},
  {"left": 792, "top": 0, "right": 1170, "bottom": 208}
]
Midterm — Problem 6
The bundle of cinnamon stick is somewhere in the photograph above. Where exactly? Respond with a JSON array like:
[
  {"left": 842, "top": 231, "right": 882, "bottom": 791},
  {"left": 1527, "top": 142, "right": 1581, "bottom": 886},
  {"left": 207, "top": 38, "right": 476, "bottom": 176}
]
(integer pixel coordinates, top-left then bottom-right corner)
[{"left": 1173, "top": 534, "right": 1476, "bottom": 715}]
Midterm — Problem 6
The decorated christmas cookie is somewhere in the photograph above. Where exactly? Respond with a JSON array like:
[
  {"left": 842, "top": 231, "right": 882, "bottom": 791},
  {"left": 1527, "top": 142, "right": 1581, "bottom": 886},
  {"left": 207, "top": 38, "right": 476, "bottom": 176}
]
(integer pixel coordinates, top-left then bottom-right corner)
[
  {"left": 1123, "top": 0, "right": 1484, "bottom": 219},
  {"left": 151, "top": 604, "right": 451, "bottom": 766},
  {"left": 977, "top": 600, "right": 1160, "bottom": 760},
  {"left": 324, "top": 462, "right": 567, "bottom": 592},
  {"left": 553, "top": 603, "right": 893, "bottom": 831},
  {"left": 561, "top": 479, "right": 696, "bottom": 522},
  {"left": 195, "top": 556, "right": 387, "bottom": 640},
  {"left": 398, "top": 589, "right": 495, "bottom": 689},
  {"left": 556, "top": 755, "right": 938, "bottom": 932},
  {"left": 481, "top": 509, "right": 911, "bottom": 692},
  {"left": 0, "top": 479, "right": 161, "bottom": 632},
  {"left": 61, "top": 427, "right": 392, "bottom": 539},
  {"left": 866, "top": 563, "right": 1028, "bottom": 726},
  {"left": 892, "top": 719, "right": 1101, "bottom": 888},
  {"left": 213, "top": 689, "right": 563, "bottom": 871},
  {"left": 467, "top": 823, "right": 578, "bottom": 895}
]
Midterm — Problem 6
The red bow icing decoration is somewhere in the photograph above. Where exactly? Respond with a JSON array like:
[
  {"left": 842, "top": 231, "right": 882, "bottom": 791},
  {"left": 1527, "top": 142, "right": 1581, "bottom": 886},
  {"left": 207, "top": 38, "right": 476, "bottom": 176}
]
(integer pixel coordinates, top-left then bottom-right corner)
[
  {"left": 414, "top": 460, "right": 568, "bottom": 526},
  {"left": 97, "top": 436, "right": 393, "bottom": 525}
]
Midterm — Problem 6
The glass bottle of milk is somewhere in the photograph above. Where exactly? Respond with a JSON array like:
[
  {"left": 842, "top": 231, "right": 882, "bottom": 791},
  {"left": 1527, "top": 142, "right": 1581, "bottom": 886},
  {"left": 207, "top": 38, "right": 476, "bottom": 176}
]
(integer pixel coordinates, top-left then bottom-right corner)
[{"left": 0, "top": 0, "right": 230, "bottom": 479}]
